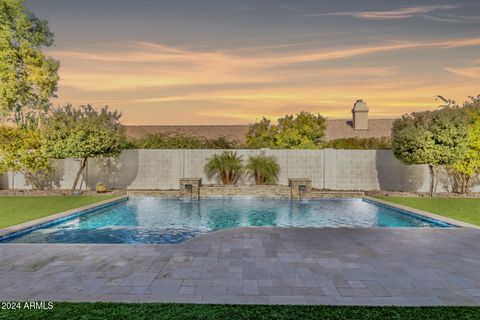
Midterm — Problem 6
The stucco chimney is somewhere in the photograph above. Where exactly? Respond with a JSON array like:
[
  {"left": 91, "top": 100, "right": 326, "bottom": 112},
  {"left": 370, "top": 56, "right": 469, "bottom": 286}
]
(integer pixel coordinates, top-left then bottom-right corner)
[{"left": 352, "top": 99, "right": 369, "bottom": 130}]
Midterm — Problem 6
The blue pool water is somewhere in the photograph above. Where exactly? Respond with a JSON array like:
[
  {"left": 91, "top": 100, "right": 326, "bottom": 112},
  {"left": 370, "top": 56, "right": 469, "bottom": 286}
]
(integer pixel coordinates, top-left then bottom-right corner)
[{"left": 1, "top": 197, "right": 451, "bottom": 244}]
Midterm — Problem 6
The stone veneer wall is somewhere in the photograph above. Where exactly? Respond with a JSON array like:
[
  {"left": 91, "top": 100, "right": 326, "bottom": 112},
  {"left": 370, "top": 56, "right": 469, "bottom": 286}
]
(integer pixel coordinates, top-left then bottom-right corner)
[
  {"left": 1, "top": 149, "right": 478, "bottom": 193},
  {"left": 200, "top": 185, "right": 291, "bottom": 198},
  {"left": 127, "top": 187, "right": 364, "bottom": 199}
]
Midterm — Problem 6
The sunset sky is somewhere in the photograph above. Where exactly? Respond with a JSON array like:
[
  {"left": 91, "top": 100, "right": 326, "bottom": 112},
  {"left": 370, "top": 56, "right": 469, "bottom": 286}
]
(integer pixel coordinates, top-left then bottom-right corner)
[{"left": 26, "top": 0, "right": 480, "bottom": 125}]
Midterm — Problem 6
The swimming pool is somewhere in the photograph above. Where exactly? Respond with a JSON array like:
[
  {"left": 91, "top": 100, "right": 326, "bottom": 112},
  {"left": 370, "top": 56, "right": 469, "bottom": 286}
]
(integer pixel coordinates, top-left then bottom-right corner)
[{"left": 1, "top": 197, "right": 452, "bottom": 244}]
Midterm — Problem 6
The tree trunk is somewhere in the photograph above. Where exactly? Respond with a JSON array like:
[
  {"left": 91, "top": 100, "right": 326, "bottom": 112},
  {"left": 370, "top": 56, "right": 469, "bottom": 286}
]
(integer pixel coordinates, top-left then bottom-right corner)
[
  {"left": 220, "top": 170, "right": 227, "bottom": 185},
  {"left": 464, "top": 175, "right": 471, "bottom": 195},
  {"left": 25, "top": 172, "right": 38, "bottom": 190},
  {"left": 428, "top": 165, "right": 435, "bottom": 197},
  {"left": 72, "top": 158, "right": 88, "bottom": 193},
  {"left": 256, "top": 173, "right": 264, "bottom": 185}
]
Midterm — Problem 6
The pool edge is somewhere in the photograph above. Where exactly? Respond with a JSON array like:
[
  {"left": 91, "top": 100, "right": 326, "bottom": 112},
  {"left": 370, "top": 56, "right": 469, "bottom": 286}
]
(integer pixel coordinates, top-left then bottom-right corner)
[
  {"left": 364, "top": 196, "right": 480, "bottom": 229},
  {"left": 0, "top": 195, "right": 129, "bottom": 241}
]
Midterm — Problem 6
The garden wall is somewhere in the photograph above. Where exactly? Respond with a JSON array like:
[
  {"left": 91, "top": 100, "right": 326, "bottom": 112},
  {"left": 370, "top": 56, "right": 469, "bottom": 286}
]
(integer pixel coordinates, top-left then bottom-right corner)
[
  {"left": 2, "top": 149, "right": 478, "bottom": 193},
  {"left": 0, "top": 173, "right": 7, "bottom": 190}
]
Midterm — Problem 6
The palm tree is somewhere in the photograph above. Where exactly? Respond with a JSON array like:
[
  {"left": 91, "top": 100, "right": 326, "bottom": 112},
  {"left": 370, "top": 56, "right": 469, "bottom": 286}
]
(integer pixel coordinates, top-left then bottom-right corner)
[
  {"left": 204, "top": 151, "right": 244, "bottom": 185},
  {"left": 246, "top": 154, "right": 280, "bottom": 185}
]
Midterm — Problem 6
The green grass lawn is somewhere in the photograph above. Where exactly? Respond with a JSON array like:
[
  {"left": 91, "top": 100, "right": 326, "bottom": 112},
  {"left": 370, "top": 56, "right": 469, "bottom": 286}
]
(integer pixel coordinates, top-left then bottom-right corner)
[
  {"left": 376, "top": 196, "right": 480, "bottom": 226},
  {"left": 0, "top": 303, "right": 479, "bottom": 320},
  {"left": 0, "top": 196, "right": 115, "bottom": 229}
]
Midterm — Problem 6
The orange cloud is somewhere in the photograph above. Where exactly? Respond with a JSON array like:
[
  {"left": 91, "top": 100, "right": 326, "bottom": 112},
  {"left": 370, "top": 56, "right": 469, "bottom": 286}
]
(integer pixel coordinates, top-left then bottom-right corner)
[{"left": 48, "top": 37, "right": 480, "bottom": 124}]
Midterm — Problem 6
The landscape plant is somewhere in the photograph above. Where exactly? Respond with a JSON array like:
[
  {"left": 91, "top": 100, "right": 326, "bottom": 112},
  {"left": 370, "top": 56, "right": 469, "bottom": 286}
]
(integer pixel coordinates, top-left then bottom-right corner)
[
  {"left": 0, "top": 0, "right": 59, "bottom": 124},
  {"left": 246, "top": 153, "right": 280, "bottom": 185},
  {"left": 42, "top": 104, "right": 125, "bottom": 193},
  {"left": 246, "top": 111, "right": 326, "bottom": 149},
  {"left": 204, "top": 151, "right": 244, "bottom": 185},
  {"left": 392, "top": 105, "right": 468, "bottom": 196},
  {"left": 325, "top": 137, "right": 391, "bottom": 150},
  {"left": 131, "top": 133, "right": 240, "bottom": 149},
  {"left": 0, "top": 125, "right": 52, "bottom": 189},
  {"left": 449, "top": 96, "right": 480, "bottom": 194}
]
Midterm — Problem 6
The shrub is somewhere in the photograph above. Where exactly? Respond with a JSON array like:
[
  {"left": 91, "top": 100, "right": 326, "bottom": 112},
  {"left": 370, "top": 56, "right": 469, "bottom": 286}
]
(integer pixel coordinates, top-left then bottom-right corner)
[
  {"left": 0, "top": 126, "right": 52, "bottom": 190},
  {"left": 246, "top": 154, "right": 280, "bottom": 185},
  {"left": 132, "top": 133, "right": 205, "bottom": 149},
  {"left": 42, "top": 104, "right": 125, "bottom": 193},
  {"left": 246, "top": 111, "right": 326, "bottom": 149},
  {"left": 129, "top": 133, "right": 240, "bottom": 149},
  {"left": 203, "top": 136, "right": 241, "bottom": 149},
  {"left": 392, "top": 104, "right": 468, "bottom": 196},
  {"left": 449, "top": 96, "right": 480, "bottom": 194},
  {"left": 204, "top": 151, "right": 244, "bottom": 185},
  {"left": 325, "top": 137, "right": 391, "bottom": 150}
]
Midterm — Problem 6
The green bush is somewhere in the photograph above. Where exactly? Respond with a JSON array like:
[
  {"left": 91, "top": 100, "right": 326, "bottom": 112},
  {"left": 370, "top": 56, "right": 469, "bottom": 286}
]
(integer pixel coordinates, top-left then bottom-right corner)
[
  {"left": 42, "top": 104, "right": 125, "bottom": 193},
  {"left": 246, "top": 111, "right": 327, "bottom": 149},
  {"left": 204, "top": 136, "right": 241, "bottom": 149},
  {"left": 246, "top": 154, "right": 280, "bottom": 185},
  {"left": 325, "top": 137, "right": 391, "bottom": 150},
  {"left": 204, "top": 151, "right": 244, "bottom": 185},
  {"left": 0, "top": 126, "right": 52, "bottom": 190},
  {"left": 391, "top": 104, "right": 468, "bottom": 196},
  {"left": 129, "top": 133, "right": 240, "bottom": 149}
]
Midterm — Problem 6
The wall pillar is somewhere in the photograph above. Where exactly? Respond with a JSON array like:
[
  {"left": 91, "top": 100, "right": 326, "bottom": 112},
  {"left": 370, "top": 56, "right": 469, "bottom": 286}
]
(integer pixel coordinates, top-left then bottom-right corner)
[
  {"left": 179, "top": 178, "right": 202, "bottom": 200},
  {"left": 289, "top": 178, "right": 312, "bottom": 200}
]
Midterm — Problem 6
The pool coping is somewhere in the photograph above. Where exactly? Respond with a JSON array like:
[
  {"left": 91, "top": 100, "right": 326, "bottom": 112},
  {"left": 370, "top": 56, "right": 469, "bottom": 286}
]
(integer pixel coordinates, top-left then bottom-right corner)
[
  {"left": 364, "top": 196, "right": 480, "bottom": 229},
  {"left": 0, "top": 195, "right": 129, "bottom": 240}
]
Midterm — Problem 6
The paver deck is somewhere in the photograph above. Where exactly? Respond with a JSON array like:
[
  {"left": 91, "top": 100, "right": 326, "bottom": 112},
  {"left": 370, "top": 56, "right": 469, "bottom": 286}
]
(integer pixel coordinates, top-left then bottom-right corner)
[{"left": 1, "top": 227, "right": 480, "bottom": 305}]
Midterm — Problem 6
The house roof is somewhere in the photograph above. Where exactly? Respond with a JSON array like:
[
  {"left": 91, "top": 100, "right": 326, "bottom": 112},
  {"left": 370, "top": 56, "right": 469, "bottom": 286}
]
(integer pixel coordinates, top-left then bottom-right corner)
[
  {"left": 324, "top": 119, "right": 394, "bottom": 140},
  {"left": 125, "top": 119, "right": 395, "bottom": 143},
  {"left": 125, "top": 125, "right": 249, "bottom": 142}
]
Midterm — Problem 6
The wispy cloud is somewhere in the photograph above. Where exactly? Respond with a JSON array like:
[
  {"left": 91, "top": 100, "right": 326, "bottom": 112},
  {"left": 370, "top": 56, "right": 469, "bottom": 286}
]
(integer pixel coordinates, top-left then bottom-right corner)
[
  {"left": 51, "top": 37, "right": 480, "bottom": 68},
  {"left": 48, "top": 36, "right": 480, "bottom": 124},
  {"left": 445, "top": 67, "right": 480, "bottom": 78},
  {"left": 418, "top": 15, "right": 468, "bottom": 23},
  {"left": 306, "top": 5, "right": 458, "bottom": 20},
  {"left": 184, "top": 30, "right": 362, "bottom": 49},
  {"left": 282, "top": 5, "right": 300, "bottom": 13},
  {"left": 444, "top": 14, "right": 480, "bottom": 21},
  {"left": 49, "top": 36, "right": 480, "bottom": 94}
]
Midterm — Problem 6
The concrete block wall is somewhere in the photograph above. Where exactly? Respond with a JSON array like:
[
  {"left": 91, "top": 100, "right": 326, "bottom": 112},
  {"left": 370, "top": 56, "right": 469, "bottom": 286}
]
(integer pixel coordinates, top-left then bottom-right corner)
[
  {"left": 269, "top": 150, "right": 324, "bottom": 188},
  {"left": 1, "top": 149, "right": 478, "bottom": 192},
  {"left": 2, "top": 159, "right": 86, "bottom": 190},
  {"left": 0, "top": 173, "right": 7, "bottom": 189},
  {"left": 324, "top": 150, "right": 410, "bottom": 191}
]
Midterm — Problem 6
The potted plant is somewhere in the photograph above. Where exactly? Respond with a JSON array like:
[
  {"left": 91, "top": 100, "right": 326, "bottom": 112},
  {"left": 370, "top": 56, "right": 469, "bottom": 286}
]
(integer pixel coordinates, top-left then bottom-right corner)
[{"left": 96, "top": 183, "right": 109, "bottom": 193}]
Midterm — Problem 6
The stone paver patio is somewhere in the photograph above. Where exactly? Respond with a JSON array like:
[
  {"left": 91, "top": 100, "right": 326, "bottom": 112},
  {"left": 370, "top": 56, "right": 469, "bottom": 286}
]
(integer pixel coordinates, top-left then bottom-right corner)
[{"left": 1, "top": 227, "right": 480, "bottom": 305}]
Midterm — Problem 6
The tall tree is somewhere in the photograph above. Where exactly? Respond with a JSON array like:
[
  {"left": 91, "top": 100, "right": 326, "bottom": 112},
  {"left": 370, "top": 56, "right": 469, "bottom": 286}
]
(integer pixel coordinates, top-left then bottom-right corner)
[
  {"left": 392, "top": 106, "right": 468, "bottom": 196},
  {"left": 246, "top": 111, "right": 326, "bottom": 149},
  {"left": 42, "top": 104, "right": 125, "bottom": 193},
  {"left": 0, "top": 0, "right": 59, "bottom": 123},
  {"left": 450, "top": 96, "right": 480, "bottom": 194}
]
